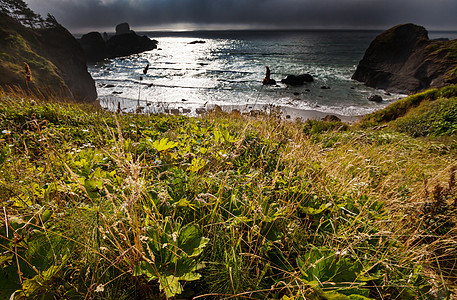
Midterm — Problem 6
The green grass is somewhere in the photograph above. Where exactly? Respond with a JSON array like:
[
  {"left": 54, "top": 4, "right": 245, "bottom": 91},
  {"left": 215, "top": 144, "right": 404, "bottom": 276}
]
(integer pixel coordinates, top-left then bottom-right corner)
[
  {"left": 360, "top": 84, "right": 457, "bottom": 128},
  {"left": 427, "top": 39, "right": 457, "bottom": 82},
  {"left": 0, "top": 87, "right": 456, "bottom": 299}
]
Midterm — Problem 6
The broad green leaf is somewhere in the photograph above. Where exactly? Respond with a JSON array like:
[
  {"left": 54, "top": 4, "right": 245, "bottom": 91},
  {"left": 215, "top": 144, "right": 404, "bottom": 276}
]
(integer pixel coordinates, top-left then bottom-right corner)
[
  {"left": 297, "top": 247, "right": 369, "bottom": 297},
  {"left": 301, "top": 202, "right": 332, "bottom": 215},
  {"left": 187, "top": 157, "right": 206, "bottom": 173},
  {"left": 19, "top": 255, "right": 68, "bottom": 298},
  {"left": 152, "top": 138, "right": 178, "bottom": 152},
  {"left": 174, "top": 198, "right": 195, "bottom": 209},
  {"left": 178, "top": 224, "right": 209, "bottom": 257},
  {"left": 179, "top": 272, "right": 201, "bottom": 281},
  {"left": 159, "top": 275, "right": 183, "bottom": 298},
  {"left": 84, "top": 179, "right": 103, "bottom": 192},
  {"left": 41, "top": 208, "right": 53, "bottom": 224},
  {"left": 11, "top": 194, "right": 32, "bottom": 208},
  {"left": 133, "top": 261, "right": 158, "bottom": 281}
]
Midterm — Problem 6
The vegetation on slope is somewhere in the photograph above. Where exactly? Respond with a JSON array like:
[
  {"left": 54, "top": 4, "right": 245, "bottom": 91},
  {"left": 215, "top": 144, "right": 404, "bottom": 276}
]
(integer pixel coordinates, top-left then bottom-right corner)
[
  {"left": 0, "top": 14, "right": 67, "bottom": 94},
  {"left": 360, "top": 84, "right": 457, "bottom": 131},
  {"left": 426, "top": 39, "right": 457, "bottom": 83},
  {"left": 0, "top": 0, "right": 97, "bottom": 102},
  {"left": 0, "top": 87, "right": 456, "bottom": 299}
]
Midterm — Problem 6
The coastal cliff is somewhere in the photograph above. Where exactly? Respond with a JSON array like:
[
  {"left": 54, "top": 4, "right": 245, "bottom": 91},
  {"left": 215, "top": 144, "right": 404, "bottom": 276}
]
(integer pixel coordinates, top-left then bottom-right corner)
[
  {"left": 352, "top": 24, "right": 457, "bottom": 94},
  {"left": 0, "top": 12, "right": 97, "bottom": 102}
]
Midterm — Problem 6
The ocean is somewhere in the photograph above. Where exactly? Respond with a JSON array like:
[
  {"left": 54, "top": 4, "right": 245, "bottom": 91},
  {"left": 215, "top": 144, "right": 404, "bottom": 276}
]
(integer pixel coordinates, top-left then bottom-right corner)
[{"left": 90, "top": 30, "right": 457, "bottom": 117}]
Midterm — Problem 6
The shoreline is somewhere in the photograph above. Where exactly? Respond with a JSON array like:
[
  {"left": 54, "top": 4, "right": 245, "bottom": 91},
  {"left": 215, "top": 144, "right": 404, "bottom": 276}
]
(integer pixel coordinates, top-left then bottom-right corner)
[{"left": 99, "top": 96, "right": 364, "bottom": 123}]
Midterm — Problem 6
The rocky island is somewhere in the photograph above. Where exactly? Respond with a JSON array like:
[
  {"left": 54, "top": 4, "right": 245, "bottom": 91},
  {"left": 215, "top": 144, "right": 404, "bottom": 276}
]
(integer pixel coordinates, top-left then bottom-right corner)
[
  {"left": 352, "top": 23, "right": 457, "bottom": 94},
  {"left": 78, "top": 23, "right": 158, "bottom": 62}
]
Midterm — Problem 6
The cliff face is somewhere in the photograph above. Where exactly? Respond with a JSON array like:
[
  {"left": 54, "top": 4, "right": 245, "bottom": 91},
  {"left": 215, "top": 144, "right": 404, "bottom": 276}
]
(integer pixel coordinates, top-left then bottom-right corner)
[
  {"left": 352, "top": 24, "right": 457, "bottom": 94},
  {"left": 0, "top": 13, "right": 97, "bottom": 102}
]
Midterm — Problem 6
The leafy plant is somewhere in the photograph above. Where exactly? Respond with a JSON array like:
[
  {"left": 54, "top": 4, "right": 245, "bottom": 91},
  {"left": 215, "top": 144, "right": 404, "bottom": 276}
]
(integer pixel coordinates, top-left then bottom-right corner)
[{"left": 134, "top": 222, "right": 209, "bottom": 298}]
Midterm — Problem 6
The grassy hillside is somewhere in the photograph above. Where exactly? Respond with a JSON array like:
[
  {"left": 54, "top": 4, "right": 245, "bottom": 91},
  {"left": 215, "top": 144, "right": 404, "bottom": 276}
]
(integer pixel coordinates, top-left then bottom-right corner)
[
  {"left": 426, "top": 39, "right": 457, "bottom": 83},
  {"left": 0, "top": 13, "right": 68, "bottom": 94},
  {"left": 0, "top": 87, "right": 456, "bottom": 299},
  {"left": 0, "top": 12, "right": 97, "bottom": 102},
  {"left": 361, "top": 84, "right": 457, "bottom": 135}
]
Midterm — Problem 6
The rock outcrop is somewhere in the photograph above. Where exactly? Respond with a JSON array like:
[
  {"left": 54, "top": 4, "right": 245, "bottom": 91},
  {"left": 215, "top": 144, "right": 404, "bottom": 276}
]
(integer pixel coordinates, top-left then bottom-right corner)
[
  {"left": 115, "top": 22, "right": 131, "bottom": 35},
  {"left": 368, "top": 95, "right": 383, "bottom": 103},
  {"left": 79, "top": 23, "right": 158, "bottom": 62},
  {"left": 352, "top": 23, "right": 457, "bottom": 94},
  {"left": 0, "top": 12, "right": 97, "bottom": 102},
  {"left": 281, "top": 74, "right": 314, "bottom": 86}
]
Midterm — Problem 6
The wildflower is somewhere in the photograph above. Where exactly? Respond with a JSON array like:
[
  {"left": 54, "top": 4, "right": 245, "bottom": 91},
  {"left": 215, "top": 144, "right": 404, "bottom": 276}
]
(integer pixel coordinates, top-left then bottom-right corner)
[{"left": 95, "top": 284, "right": 105, "bottom": 292}]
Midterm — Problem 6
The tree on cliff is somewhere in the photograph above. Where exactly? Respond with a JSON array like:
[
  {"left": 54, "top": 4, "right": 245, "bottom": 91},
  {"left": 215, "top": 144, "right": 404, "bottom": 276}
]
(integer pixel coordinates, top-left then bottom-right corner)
[{"left": 0, "top": 0, "right": 45, "bottom": 28}]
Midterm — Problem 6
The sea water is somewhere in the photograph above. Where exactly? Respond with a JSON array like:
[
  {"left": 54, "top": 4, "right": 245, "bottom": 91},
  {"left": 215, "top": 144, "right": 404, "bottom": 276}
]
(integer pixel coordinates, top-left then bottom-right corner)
[{"left": 89, "top": 30, "right": 457, "bottom": 117}]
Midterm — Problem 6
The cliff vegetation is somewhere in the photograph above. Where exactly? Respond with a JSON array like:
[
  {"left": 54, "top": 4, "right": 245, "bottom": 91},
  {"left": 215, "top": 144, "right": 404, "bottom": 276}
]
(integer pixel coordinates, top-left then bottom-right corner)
[{"left": 0, "top": 0, "right": 97, "bottom": 102}]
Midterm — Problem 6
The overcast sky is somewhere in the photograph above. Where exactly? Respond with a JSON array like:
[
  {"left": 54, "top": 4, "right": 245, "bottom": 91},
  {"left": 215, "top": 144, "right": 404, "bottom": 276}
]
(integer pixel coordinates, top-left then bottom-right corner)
[{"left": 24, "top": 0, "right": 457, "bottom": 33}]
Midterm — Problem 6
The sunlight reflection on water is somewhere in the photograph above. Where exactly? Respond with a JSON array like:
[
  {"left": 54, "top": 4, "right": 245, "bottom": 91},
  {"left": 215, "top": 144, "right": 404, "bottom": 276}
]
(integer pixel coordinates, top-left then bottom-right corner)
[{"left": 90, "top": 31, "right": 408, "bottom": 116}]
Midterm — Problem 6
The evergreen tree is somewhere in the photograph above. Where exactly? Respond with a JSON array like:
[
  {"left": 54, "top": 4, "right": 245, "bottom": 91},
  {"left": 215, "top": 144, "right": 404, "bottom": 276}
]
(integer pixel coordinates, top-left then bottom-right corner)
[{"left": 0, "top": 0, "right": 45, "bottom": 28}]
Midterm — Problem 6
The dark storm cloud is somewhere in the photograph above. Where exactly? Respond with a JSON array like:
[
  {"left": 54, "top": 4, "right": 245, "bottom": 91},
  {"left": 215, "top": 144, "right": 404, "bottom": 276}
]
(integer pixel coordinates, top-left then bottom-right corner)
[{"left": 25, "top": 0, "right": 457, "bottom": 32}]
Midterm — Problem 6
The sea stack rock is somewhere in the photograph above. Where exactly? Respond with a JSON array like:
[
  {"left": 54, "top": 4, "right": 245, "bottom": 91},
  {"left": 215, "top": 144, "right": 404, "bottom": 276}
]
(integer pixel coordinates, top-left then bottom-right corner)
[
  {"left": 79, "top": 32, "right": 108, "bottom": 62},
  {"left": 79, "top": 23, "right": 158, "bottom": 62},
  {"left": 352, "top": 23, "right": 457, "bottom": 93},
  {"left": 281, "top": 74, "right": 314, "bottom": 86},
  {"left": 116, "top": 22, "right": 131, "bottom": 35}
]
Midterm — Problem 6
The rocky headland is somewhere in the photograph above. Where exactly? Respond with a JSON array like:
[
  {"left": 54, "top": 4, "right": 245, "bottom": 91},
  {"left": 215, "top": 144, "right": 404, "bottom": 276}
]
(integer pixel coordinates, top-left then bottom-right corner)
[
  {"left": 352, "top": 23, "right": 457, "bottom": 94},
  {"left": 0, "top": 12, "right": 97, "bottom": 102},
  {"left": 78, "top": 23, "right": 158, "bottom": 62}
]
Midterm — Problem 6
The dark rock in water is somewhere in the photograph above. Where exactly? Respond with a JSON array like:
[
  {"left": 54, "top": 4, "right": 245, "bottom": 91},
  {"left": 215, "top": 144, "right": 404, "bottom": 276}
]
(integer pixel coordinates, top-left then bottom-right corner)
[
  {"left": 322, "top": 115, "right": 341, "bottom": 122},
  {"left": 263, "top": 79, "right": 276, "bottom": 85},
  {"left": 79, "top": 23, "right": 158, "bottom": 62},
  {"left": 305, "top": 89, "right": 311, "bottom": 92},
  {"left": 0, "top": 12, "right": 97, "bottom": 102},
  {"left": 106, "top": 32, "right": 158, "bottom": 59},
  {"left": 286, "top": 115, "right": 291, "bottom": 119},
  {"left": 293, "top": 92, "right": 300, "bottom": 96},
  {"left": 320, "top": 86, "right": 331, "bottom": 90},
  {"left": 116, "top": 23, "right": 131, "bottom": 35},
  {"left": 368, "top": 95, "right": 383, "bottom": 103},
  {"left": 188, "top": 40, "right": 206, "bottom": 44},
  {"left": 352, "top": 23, "right": 457, "bottom": 93},
  {"left": 350, "top": 86, "right": 355, "bottom": 90},
  {"left": 281, "top": 74, "right": 314, "bottom": 85}
]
